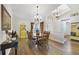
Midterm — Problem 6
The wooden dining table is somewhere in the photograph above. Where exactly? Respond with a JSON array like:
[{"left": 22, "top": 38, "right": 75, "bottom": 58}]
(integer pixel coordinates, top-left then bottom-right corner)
[{"left": 32, "top": 32, "right": 43, "bottom": 45}]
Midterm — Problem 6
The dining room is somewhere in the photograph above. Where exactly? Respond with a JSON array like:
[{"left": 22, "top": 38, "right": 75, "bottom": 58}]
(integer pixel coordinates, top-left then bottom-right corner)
[{"left": 0, "top": 4, "right": 79, "bottom": 55}]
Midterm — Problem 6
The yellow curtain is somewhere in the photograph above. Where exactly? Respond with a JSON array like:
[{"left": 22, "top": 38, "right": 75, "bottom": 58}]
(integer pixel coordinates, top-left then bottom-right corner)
[{"left": 20, "top": 24, "right": 27, "bottom": 39}]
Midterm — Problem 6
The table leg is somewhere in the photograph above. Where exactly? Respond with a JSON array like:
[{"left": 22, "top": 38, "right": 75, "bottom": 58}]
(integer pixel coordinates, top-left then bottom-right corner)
[
  {"left": 2, "top": 50, "right": 5, "bottom": 55},
  {"left": 15, "top": 48, "right": 17, "bottom": 55}
]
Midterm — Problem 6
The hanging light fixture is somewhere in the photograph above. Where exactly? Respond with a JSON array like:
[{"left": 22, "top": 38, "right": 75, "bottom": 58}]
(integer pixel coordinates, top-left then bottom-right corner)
[
  {"left": 34, "top": 5, "right": 42, "bottom": 22},
  {"left": 36, "top": 6, "right": 39, "bottom": 21}
]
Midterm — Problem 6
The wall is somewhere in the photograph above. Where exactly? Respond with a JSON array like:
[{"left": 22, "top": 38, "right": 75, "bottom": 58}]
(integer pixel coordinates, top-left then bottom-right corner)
[
  {"left": 0, "top": 4, "right": 13, "bottom": 55},
  {"left": 45, "top": 14, "right": 65, "bottom": 44},
  {"left": 71, "top": 16, "right": 79, "bottom": 23},
  {"left": 52, "top": 19, "right": 65, "bottom": 43}
]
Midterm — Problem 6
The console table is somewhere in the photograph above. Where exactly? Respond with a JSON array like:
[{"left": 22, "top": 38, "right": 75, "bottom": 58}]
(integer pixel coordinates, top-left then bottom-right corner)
[{"left": 1, "top": 40, "right": 18, "bottom": 55}]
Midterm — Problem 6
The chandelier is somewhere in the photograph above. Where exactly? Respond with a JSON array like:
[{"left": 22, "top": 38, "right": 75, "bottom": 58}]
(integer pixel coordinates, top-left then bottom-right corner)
[{"left": 34, "top": 5, "right": 41, "bottom": 22}]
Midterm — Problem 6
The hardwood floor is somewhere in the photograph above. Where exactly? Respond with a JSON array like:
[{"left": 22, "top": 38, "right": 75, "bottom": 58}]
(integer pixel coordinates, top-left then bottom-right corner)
[
  {"left": 64, "top": 40, "right": 79, "bottom": 55},
  {"left": 9, "top": 38, "right": 79, "bottom": 55}
]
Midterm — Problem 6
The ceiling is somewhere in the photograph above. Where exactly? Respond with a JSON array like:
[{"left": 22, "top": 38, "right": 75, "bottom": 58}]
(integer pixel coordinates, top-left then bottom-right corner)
[{"left": 9, "top": 4, "right": 60, "bottom": 21}]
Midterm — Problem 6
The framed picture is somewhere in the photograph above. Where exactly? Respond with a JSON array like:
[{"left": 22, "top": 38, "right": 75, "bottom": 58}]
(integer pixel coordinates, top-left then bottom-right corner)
[{"left": 1, "top": 4, "right": 11, "bottom": 30}]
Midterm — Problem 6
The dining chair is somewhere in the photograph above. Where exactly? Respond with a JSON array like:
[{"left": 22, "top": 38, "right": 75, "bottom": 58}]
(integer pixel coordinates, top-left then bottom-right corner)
[{"left": 37, "top": 31, "right": 50, "bottom": 50}]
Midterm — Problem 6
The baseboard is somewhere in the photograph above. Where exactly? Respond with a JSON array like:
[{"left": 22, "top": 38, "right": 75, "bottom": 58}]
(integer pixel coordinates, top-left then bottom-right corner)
[{"left": 50, "top": 39, "right": 64, "bottom": 45}]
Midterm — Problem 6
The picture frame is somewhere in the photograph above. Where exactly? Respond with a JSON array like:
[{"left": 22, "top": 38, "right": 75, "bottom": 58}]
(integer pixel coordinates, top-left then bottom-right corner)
[{"left": 1, "top": 4, "right": 11, "bottom": 30}]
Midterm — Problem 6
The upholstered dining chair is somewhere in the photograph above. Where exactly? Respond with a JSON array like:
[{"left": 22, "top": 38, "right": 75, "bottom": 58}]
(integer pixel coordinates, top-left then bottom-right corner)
[
  {"left": 37, "top": 31, "right": 50, "bottom": 50},
  {"left": 27, "top": 31, "right": 37, "bottom": 48}
]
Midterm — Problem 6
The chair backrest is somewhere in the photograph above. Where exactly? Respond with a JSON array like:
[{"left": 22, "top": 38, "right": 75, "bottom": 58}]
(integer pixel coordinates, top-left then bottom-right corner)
[
  {"left": 43, "top": 31, "right": 50, "bottom": 40},
  {"left": 27, "top": 32, "right": 32, "bottom": 40}
]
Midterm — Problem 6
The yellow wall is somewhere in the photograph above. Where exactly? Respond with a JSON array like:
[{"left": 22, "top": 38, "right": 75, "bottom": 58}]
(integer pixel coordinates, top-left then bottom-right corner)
[{"left": 71, "top": 23, "right": 79, "bottom": 37}]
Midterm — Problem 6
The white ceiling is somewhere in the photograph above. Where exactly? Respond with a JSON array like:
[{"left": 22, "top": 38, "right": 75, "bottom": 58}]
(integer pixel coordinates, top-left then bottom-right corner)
[{"left": 9, "top": 4, "right": 60, "bottom": 21}]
